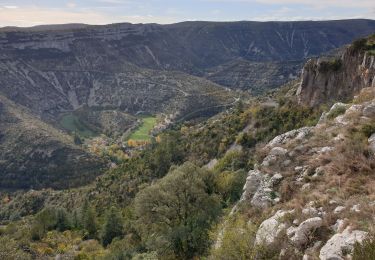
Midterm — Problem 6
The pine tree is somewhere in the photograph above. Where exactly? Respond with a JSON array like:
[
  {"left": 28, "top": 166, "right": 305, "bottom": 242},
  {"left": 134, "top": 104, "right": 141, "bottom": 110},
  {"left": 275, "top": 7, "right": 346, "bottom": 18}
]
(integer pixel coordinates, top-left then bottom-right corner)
[
  {"left": 56, "top": 208, "right": 71, "bottom": 232},
  {"left": 81, "top": 200, "right": 98, "bottom": 239},
  {"left": 101, "top": 206, "right": 124, "bottom": 246}
]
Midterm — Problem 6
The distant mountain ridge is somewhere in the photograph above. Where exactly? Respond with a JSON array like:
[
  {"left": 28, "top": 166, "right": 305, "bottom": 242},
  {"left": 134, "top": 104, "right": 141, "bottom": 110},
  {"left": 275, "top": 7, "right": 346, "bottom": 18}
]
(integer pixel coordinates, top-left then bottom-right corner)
[{"left": 1, "top": 19, "right": 374, "bottom": 97}]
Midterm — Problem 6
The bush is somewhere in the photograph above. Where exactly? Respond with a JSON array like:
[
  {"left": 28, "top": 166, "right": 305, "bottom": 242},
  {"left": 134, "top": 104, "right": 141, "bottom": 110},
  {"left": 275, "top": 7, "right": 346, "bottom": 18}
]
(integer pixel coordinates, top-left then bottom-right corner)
[
  {"left": 214, "top": 170, "right": 247, "bottom": 205},
  {"left": 318, "top": 59, "right": 342, "bottom": 73},
  {"left": 353, "top": 236, "right": 375, "bottom": 260},
  {"left": 361, "top": 122, "right": 375, "bottom": 138},
  {"left": 350, "top": 38, "right": 367, "bottom": 53},
  {"left": 327, "top": 106, "right": 347, "bottom": 120}
]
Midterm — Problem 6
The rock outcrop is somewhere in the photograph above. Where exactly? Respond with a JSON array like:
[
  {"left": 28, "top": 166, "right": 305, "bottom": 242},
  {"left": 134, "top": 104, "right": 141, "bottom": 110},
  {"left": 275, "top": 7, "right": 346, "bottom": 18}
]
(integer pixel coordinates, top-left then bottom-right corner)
[
  {"left": 297, "top": 36, "right": 375, "bottom": 107},
  {"left": 320, "top": 227, "right": 368, "bottom": 260},
  {"left": 255, "top": 210, "right": 294, "bottom": 246},
  {"left": 288, "top": 217, "right": 323, "bottom": 248}
]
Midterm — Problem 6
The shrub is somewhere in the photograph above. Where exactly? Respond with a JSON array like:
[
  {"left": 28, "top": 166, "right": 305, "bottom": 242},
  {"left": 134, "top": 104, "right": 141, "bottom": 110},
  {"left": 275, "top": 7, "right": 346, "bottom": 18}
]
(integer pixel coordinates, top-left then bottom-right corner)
[
  {"left": 361, "top": 122, "right": 375, "bottom": 138},
  {"left": 327, "top": 105, "right": 347, "bottom": 120},
  {"left": 214, "top": 170, "right": 247, "bottom": 205},
  {"left": 318, "top": 59, "right": 342, "bottom": 73},
  {"left": 353, "top": 235, "right": 375, "bottom": 260},
  {"left": 350, "top": 38, "right": 367, "bottom": 53}
]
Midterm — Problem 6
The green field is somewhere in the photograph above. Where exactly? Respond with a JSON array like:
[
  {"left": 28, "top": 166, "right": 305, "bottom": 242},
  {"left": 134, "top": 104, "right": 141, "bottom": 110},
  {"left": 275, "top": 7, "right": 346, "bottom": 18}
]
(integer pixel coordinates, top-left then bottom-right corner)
[
  {"left": 128, "top": 116, "right": 157, "bottom": 141},
  {"left": 60, "top": 114, "right": 96, "bottom": 138}
]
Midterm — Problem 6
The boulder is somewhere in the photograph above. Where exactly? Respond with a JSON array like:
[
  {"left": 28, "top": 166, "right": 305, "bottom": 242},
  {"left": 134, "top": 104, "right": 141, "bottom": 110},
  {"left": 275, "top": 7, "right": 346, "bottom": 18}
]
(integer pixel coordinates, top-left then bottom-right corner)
[
  {"left": 269, "top": 147, "right": 288, "bottom": 156},
  {"left": 240, "top": 169, "right": 264, "bottom": 201},
  {"left": 251, "top": 173, "right": 282, "bottom": 208},
  {"left": 261, "top": 154, "right": 277, "bottom": 167},
  {"left": 368, "top": 133, "right": 375, "bottom": 153},
  {"left": 267, "top": 127, "right": 313, "bottom": 148},
  {"left": 290, "top": 217, "right": 323, "bottom": 247},
  {"left": 350, "top": 204, "right": 361, "bottom": 213},
  {"left": 255, "top": 210, "right": 294, "bottom": 246},
  {"left": 363, "top": 103, "right": 375, "bottom": 118},
  {"left": 334, "top": 206, "right": 346, "bottom": 214},
  {"left": 251, "top": 185, "right": 274, "bottom": 208},
  {"left": 332, "top": 219, "right": 347, "bottom": 233},
  {"left": 319, "top": 227, "right": 368, "bottom": 260},
  {"left": 270, "top": 173, "right": 283, "bottom": 185}
]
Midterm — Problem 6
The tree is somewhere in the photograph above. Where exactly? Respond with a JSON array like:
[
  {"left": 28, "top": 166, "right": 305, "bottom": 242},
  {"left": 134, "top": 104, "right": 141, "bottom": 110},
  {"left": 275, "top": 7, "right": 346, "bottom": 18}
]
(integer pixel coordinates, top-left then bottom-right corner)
[
  {"left": 81, "top": 200, "right": 98, "bottom": 239},
  {"left": 56, "top": 208, "right": 71, "bottom": 232},
  {"left": 73, "top": 132, "right": 83, "bottom": 145},
  {"left": 31, "top": 207, "right": 57, "bottom": 240},
  {"left": 101, "top": 206, "right": 124, "bottom": 246},
  {"left": 135, "top": 162, "right": 221, "bottom": 259}
]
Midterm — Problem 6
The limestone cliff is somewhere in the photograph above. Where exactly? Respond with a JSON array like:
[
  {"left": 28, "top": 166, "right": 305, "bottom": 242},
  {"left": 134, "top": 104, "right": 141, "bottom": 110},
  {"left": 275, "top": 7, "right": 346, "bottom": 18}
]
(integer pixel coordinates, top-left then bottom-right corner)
[{"left": 297, "top": 35, "right": 375, "bottom": 107}]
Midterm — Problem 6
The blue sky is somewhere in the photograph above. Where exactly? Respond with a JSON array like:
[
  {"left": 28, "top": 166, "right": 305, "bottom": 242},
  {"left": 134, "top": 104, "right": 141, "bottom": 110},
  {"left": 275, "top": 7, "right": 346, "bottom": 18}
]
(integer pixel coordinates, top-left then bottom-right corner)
[{"left": 0, "top": 0, "right": 374, "bottom": 27}]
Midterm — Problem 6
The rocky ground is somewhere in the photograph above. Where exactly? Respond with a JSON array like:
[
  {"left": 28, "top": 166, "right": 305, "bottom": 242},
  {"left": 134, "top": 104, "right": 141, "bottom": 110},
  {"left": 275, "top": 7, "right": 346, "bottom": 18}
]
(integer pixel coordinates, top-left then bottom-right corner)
[{"left": 229, "top": 87, "right": 375, "bottom": 259}]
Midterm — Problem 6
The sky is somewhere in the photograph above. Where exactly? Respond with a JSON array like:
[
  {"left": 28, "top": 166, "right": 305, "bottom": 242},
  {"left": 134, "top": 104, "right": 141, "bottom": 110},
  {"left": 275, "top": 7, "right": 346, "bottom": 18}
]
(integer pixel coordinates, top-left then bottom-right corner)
[{"left": 0, "top": 0, "right": 374, "bottom": 27}]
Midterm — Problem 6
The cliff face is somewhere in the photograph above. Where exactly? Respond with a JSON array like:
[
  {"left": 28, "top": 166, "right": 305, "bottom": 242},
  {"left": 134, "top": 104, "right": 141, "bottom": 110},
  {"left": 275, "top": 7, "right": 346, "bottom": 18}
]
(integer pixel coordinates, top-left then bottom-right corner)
[{"left": 297, "top": 41, "right": 375, "bottom": 107}]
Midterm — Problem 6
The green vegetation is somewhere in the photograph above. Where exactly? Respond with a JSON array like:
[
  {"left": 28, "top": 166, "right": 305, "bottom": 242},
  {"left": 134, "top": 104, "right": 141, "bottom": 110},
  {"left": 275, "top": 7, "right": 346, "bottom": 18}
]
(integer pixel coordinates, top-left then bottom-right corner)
[
  {"left": 353, "top": 236, "right": 375, "bottom": 260},
  {"left": 128, "top": 116, "right": 157, "bottom": 141},
  {"left": 60, "top": 113, "right": 96, "bottom": 138},
  {"left": 318, "top": 58, "right": 342, "bottom": 73},
  {"left": 0, "top": 83, "right": 325, "bottom": 259},
  {"left": 135, "top": 162, "right": 221, "bottom": 259},
  {"left": 350, "top": 34, "right": 375, "bottom": 54},
  {"left": 101, "top": 206, "right": 124, "bottom": 246},
  {"left": 327, "top": 105, "right": 347, "bottom": 120}
]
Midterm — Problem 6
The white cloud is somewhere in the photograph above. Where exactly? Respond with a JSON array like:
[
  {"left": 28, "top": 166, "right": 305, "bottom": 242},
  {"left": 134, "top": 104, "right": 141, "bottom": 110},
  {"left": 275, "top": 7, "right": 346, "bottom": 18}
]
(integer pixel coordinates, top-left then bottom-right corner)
[{"left": 3, "top": 5, "right": 18, "bottom": 9}]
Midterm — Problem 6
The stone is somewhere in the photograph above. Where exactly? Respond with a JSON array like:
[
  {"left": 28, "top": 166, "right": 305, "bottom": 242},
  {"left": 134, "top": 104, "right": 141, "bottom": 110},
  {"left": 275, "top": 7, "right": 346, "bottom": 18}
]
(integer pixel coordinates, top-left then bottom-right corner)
[
  {"left": 314, "top": 166, "right": 325, "bottom": 176},
  {"left": 269, "top": 147, "right": 288, "bottom": 156},
  {"left": 302, "top": 205, "right": 318, "bottom": 215},
  {"left": 347, "top": 104, "right": 363, "bottom": 114},
  {"left": 332, "top": 219, "right": 347, "bottom": 233},
  {"left": 334, "top": 206, "right": 346, "bottom": 214},
  {"left": 240, "top": 169, "right": 264, "bottom": 201},
  {"left": 251, "top": 186, "right": 274, "bottom": 208},
  {"left": 290, "top": 217, "right": 323, "bottom": 247},
  {"left": 301, "top": 183, "right": 311, "bottom": 190},
  {"left": 255, "top": 210, "right": 294, "bottom": 246},
  {"left": 267, "top": 127, "right": 313, "bottom": 148},
  {"left": 320, "top": 146, "right": 334, "bottom": 154},
  {"left": 363, "top": 103, "right": 375, "bottom": 118},
  {"left": 205, "top": 158, "right": 218, "bottom": 170},
  {"left": 261, "top": 154, "right": 277, "bottom": 167},
  {"left": 270, "top": 173, "right": 283, "bottom": 185},
  {"left": 333, "top": 133, "right": 345, "bottom": 142},
  {"left": 250, "top": 173, "right": 283, "bottom": 209},
  {"left": 287, "top": 226, "right": 298, "bottom": 237},
  {"left": 319, "top": 227, "right": 368, "bottom": 260},
  {"left": 368, "top": 133, "right": 375, "bottom": 153},
  {"left": 350, "top": 204, "right": 360, "bottom": 212},
  {"left": 334, "top": 115, "right": 349, "bottom": 125}
]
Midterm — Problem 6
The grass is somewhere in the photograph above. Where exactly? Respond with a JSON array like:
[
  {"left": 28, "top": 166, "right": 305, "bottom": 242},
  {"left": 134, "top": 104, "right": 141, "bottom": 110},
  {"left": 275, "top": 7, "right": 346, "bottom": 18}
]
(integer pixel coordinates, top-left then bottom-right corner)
[
  {"left": 128, "top": 116, "right": 157, "bottom": 141},
  {"left": 59, "top": 114, "right": 96, "bottom": 138}
]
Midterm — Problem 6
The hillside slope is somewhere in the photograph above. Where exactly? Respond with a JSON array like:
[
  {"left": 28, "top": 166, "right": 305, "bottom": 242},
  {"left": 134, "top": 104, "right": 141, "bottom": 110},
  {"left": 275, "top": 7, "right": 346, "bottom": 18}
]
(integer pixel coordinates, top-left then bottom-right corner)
[{"left": 0, "top": 94, "right": 105, "bottom": 189}]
